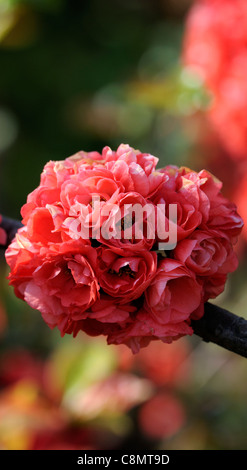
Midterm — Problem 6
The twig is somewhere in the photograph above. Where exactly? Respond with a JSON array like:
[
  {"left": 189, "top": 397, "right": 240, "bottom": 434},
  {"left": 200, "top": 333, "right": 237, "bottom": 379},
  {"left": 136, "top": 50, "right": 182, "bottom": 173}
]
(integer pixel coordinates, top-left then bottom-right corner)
[
  {"left": 1, "top": 215, "right": 247, "bottom": 358},
  {"left": 192, "top": 302, "right": 247, "bottom": 358},
  {"left": 0, "top": 215, "right": 23, "bottom": 249}
]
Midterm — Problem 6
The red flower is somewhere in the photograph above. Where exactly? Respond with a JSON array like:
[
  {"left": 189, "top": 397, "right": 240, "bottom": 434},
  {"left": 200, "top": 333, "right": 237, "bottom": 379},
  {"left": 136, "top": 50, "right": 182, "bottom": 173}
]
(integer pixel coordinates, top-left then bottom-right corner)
[
  {"left": 103, "top": 143, "right": 165, "bottom": 197},
  {"left": 6, "top": 234, "right": 100, "bottom": 332},
  {"left": 144, "top": 258, "right": 203, "bottom": 324},
  {"left": 173, "top": 229, "right": 238, "bottom": 300},
  {"left": 97, "top": 191, "right": 156, "bottom": 253},
  {"left": 96, "top": 246, "right": 157, "bottom": 303}
]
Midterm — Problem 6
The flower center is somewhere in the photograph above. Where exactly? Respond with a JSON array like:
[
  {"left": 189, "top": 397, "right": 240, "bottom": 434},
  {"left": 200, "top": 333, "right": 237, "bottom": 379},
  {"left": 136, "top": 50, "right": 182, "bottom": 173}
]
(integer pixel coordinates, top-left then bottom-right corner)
[
  {"left": 89, "top": 195, "right": 107, "bottom": 207},
  {"left": 109, "top": 265, "right": 136, "bottom": 278}
]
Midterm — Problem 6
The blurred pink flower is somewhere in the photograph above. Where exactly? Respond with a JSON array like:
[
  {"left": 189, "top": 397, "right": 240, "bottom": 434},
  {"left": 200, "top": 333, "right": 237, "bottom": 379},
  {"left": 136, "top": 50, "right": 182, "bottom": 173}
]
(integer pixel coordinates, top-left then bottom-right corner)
[
  {"left": 183, "top": 0, "right": 247, "bottom": 159},
  {"left": 138, "top": 392, "right": 186, "bottom": 440},
  {"left": 64, "top": 372, "right": 152, "bottom": 419},
  {"left": 117, "top": 338, "right": 191, "bottom": 387},
  {"left": 0, "top": 349, "right": 44, "bottom": 388},
  {"left": 0, "top": 215, "right": 7, "bottom": 246}
]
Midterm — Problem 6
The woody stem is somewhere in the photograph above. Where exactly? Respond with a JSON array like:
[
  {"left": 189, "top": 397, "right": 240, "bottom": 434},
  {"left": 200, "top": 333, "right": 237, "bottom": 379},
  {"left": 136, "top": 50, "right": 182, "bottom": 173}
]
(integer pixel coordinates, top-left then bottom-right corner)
[
  {"left": 191, "top": 302, "right": 247, "bottom": 358},
  {"left": 0, "top": 215, "right": 23, "bottom": 249}
]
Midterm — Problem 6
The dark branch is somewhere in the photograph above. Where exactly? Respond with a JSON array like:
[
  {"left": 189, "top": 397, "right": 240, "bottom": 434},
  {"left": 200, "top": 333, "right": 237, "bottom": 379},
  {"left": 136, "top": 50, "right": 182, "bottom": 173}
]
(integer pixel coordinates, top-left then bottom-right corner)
[
  {"left": 192, "top": 303, "right": 247, "bottom": 358},
  {"left": 1, "top": 215, "right": 247, "bottom": 358},
  {"left": 0, "top": 215, "right": 23, "bottom": 249}
]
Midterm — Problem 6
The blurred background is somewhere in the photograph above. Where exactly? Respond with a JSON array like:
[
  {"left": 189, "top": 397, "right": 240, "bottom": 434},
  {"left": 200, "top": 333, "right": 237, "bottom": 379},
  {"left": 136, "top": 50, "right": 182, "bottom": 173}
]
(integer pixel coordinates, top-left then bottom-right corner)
[{"left": 1, "top": 0, "right": 247, "bottom": 450}]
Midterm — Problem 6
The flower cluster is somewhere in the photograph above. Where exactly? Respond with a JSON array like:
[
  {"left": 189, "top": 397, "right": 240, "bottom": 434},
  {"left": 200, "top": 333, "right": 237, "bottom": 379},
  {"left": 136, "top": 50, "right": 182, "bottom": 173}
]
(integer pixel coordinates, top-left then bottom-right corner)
[
  {"left": 5, "top": 144, "right": 243, "bottom": 353},
  {"left": 183, "top": 0, "right": 247, "bottom": 159}
]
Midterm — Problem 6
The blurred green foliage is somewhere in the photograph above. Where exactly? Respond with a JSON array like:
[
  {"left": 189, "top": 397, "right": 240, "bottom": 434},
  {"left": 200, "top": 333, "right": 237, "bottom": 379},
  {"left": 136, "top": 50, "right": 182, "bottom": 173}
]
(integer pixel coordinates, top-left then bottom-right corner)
[{"left": 0, "top": 0, "right": 205, "bottom": 218}]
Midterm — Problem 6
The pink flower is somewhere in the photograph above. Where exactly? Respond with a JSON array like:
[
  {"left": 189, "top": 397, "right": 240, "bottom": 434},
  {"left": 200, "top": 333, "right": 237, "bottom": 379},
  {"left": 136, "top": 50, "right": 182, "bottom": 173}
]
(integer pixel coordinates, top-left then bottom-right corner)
[
  {"left": 26, "top": 207, "right": 64, "bottom": 245},
  {"left": 98, "top": 191, "right": 156, "bottom": 252},
  {"left": 61, "top": 301, "right": 135, "bottom": 339},
  {"left": 6, "top": 235, "right": 100, "bottom": 331},
  {"left": 155, "top": 166, "right": 243, "bottom": 244},
  {"left": 96, "top": 246, "right": 157, "bottom": 303},
  {"left": 107, "top": 259, "right": 203, "bottom": 353},
  {"left": 21, "top": 151, "right": 105, "bottom": 224},
  {"left": 173, "top": 229, "right": 238, "bottom": 300},
  {"left": 107, "top": 308, "right": 194, "bottom": 354},
  {"left": 153, "top": 167, "right": 211, "bottom": 242},
  {"left": 60, "top": 168, "right": 122, "bottom": 212},
  {"left": 60, "top": 169, "right": 123, "bottom": 241},
  {"left": 103, "top": 143, "right": 165, "bottom": 197},
  {"left": 204, "top": 192, "right": 243, "bottom": 242},
  {"left": 174, "top": 230, "right": 238, "bottom": 276},
  {"left": 145, "top": 259, "right": 203, "bottom": 323},
  {"left": 21, "top": 159, "right": 73, "bottom": 224},
  {"left": 184, "top": 168, "right": 243, "bottom": 241}
]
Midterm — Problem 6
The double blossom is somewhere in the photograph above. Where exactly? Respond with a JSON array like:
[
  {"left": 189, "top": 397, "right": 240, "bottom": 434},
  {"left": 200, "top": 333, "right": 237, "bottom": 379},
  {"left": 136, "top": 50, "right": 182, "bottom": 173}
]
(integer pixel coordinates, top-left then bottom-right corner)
[{"left": 6, "top": 144, "right": 243, "bottom": 353}]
